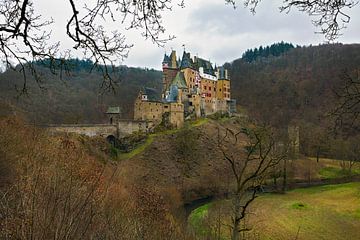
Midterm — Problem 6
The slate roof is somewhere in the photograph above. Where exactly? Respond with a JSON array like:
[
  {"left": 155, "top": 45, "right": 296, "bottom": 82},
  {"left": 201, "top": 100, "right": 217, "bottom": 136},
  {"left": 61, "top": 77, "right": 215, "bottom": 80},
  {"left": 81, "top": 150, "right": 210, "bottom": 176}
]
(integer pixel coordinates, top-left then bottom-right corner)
[
  {"left": 106, "top": 106, "right": 121, "bottom": 114},
  {"left": 180, "top": 51, "right": 194, "bottom": 69},
  {"left": 171, "top": 72, "right": 187, "bottom": 89},
  {"left": 162, "top": 54, "right": 170, "bottom": 65},
  {"left": 143, "top": 87, "right": 161, "bottom": 101},
  {"left": 195, "top": 57, "right": 216, "bottom": 76}
]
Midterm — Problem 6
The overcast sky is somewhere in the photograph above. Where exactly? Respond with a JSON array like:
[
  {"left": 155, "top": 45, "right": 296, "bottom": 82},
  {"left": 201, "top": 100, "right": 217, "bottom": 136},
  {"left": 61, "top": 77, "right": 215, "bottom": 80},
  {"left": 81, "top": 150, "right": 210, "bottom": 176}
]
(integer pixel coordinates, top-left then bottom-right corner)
[{"left": 35, "top": 0, "right": 360, "bottom": 70}]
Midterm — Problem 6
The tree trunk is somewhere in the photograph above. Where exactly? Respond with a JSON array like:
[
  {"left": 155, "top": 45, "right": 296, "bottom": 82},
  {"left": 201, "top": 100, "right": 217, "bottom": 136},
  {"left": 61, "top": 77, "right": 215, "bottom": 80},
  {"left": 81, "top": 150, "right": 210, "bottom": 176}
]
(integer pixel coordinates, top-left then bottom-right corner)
[
  {"left": 316, "top": 147, "right": 320, "bottom": 163},
  {"left": 231, "top": 194, "right": 241, "bottom": 240},
  {"left": 282, "top": 159, "right": 287, "bottom": 192}
]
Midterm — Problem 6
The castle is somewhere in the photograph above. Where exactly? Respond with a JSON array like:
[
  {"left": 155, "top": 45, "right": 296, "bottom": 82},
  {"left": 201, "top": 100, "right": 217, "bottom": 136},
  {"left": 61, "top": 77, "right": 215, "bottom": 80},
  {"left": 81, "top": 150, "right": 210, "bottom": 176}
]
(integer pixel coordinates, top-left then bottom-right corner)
[{"left": 133, "top": 50, "right": 236, "bottom": 128}]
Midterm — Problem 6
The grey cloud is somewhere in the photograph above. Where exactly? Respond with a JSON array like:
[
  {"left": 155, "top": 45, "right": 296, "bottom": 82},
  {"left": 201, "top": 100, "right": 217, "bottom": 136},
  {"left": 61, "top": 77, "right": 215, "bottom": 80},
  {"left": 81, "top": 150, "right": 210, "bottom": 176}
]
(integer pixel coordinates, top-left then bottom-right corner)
[
  {"left": 187, "top": 2, "right": 332, "bottom": 37},
  {"left": 31, "top": 0, "right": 360, "bottom": 69}
]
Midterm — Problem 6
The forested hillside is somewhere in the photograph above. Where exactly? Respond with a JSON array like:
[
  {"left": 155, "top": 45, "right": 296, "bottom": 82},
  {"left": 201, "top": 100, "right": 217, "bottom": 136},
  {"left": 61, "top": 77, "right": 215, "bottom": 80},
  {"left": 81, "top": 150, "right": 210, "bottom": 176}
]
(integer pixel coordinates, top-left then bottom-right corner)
[
  {"left": 0, "top": 63, "right": 162, "bottom": 124},
  {"left": 241, "top": 42, "right": 295, "bottom": 63},
  {"left": 228, "top": 43, "right": 360, "bottom": 129},
  {"left": 1, "top": 44, "right": 359, "bottom": 131}
]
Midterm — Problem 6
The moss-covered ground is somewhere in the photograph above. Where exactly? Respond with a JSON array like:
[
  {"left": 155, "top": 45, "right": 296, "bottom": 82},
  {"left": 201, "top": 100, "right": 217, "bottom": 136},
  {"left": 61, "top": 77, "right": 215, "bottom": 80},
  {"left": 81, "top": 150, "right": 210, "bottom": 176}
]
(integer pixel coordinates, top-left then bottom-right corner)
[
  {"left": 117, "top": 118, "right": 209, "bottom": 160},
  {"left": 188, "top": 203, "right": 212, "bottom": 236}
]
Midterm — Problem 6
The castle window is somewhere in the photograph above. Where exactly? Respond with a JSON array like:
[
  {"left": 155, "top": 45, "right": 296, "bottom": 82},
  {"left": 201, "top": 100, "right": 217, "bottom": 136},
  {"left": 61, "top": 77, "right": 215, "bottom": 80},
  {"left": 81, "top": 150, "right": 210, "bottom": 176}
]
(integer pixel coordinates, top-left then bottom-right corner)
[
  {"left": 209, "top": 87, "right": 211, "bottom": 91},
  {"left": 153, "top": 115, "right": 155, "bottom": 118},
  {"left": 204, "top": 86, "right": 207, "bottom": 90},
  {"left": 220, "top": 89, "right": 222, "bottom": 92}
]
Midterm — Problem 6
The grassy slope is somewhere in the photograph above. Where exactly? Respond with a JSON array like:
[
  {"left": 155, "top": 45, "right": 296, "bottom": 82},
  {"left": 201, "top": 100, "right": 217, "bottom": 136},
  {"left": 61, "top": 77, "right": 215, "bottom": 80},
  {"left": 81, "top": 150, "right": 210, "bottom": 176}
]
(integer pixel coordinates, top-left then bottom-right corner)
[
  {"left": 116, "top": 117, "right": 238, "bottom": 204},
  {"left": 190, "top": 183, "right": 360, "bottom": 240},
  {"left": 285, "top": 157, "right": 360, "bottom": 182},
  {"left": 251, "top": 182, "right": 360, "bottom": 240},
  {"left": 117, "top": 118, "right": 209, "bottom": 160},
  {"left": 188, "top": 204, "right": 212, "bottom": 236}
]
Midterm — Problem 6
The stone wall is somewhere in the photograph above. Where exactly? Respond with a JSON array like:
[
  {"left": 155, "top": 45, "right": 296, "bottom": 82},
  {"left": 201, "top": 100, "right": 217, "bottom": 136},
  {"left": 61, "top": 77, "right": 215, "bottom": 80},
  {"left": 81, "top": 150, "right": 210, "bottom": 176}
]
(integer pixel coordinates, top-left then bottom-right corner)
[
  {"left": 166, "top": 103, "right": 184, "bottom": 128},
  {"left": 215, "top": 99, "right": 229, "bottom": 113},
  {"left": 134, "top": 99, "right": 164, "bottom": 124},
  {"left": 47, "top": 124, "right": 118, "bottom": 138},
  {"left": 134, "top": 99, "right": 185, "bottom": 128},
  {"left": 117, "top": 120, "right": 155, "bottom": 138},
  {"left": 46, "top": 120, "right": 156, "bottom": 139}
]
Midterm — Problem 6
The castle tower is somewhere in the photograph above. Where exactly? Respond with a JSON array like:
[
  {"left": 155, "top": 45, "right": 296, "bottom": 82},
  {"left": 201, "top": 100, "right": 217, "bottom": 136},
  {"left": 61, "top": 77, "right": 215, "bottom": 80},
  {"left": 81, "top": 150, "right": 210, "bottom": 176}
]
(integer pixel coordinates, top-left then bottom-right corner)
[
  {"left": 216, "top": 66, "right": 231, "bottom": 101},
  {"left": 179, "top": 51, "right": 198, "bottom": 90},
  {"left": 162, "top": 50, "right": 179, "bottom": 97}
]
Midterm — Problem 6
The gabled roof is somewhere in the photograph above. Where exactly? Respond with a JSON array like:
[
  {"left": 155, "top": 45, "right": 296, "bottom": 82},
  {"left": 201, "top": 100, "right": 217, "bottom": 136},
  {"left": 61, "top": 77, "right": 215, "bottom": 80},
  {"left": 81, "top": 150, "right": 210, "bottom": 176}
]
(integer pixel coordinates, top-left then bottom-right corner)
[
  {"left": 106, "top": 106, "right": 121, "bottom": 114},
  {"left": 171, "top": 71, "right": 187, "bottom": 89},
  {"left": 143, "top": 87, "right": 161, "bottom": 101},
  {"left": 180, "top": 51, "right": 194, "bottom": 69},
  {"left": 195, "top": 57, "right": 216, "bottom": 76},
  {"left": 162, "top": 54, "right": 170, "bottom": 64}
]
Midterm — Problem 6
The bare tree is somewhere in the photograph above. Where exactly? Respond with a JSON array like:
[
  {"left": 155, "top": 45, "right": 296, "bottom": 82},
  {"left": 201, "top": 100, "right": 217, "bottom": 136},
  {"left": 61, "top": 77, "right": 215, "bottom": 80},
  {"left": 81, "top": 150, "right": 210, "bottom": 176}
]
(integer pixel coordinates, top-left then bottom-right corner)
[
  {"left": 329, "top": 136, "right": 360, "bottom": 174},
  {"left": 332, "top": 70, "right": 360, "bottom": 135},
  {"left": 0, "top": 0, "right": 357, "bottom": 92},
  {"left": 217, "top": 125, "right": 286, "bottom": 240},
  {"left": 0, "top": 0, "right": 184, "bottom": 92}
]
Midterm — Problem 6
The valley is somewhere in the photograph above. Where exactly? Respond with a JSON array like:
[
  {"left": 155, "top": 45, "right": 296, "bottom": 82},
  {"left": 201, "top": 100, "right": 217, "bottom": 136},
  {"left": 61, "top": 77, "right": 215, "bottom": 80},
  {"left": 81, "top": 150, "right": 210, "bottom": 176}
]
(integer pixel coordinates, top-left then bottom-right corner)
[{"left": 1, "top": 43, "right": 360, "bottom": 239}]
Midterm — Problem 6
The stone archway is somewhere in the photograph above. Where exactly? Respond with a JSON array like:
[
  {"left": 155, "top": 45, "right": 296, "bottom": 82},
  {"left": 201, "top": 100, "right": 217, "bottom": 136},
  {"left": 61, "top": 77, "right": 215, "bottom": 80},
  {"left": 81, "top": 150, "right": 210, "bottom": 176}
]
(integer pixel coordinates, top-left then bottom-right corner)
[{"left": 106, "top": 135, "right": 117, "bottom": 147}]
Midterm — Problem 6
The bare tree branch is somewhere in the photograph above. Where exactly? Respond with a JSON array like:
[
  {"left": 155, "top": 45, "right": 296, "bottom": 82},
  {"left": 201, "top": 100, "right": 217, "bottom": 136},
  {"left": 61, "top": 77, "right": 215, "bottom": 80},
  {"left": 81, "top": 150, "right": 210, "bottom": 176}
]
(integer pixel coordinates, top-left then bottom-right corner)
[
  {"left": 331, "top": 69, "right": 360, "bottom": 134},
  {"left": 217, "top": 124, "right": 287, "bottom": 240},
  {"left": 225, "top": 0, "right": 358, "bottom": 41},
  {"left": 0, "top": 0, "right": 184, "bottom": 92}
]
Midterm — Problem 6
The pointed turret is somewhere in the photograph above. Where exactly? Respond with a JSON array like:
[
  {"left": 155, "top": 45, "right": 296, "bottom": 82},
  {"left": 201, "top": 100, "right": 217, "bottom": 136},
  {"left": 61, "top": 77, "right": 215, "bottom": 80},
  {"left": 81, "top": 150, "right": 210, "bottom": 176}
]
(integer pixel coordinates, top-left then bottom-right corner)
[
  {"left": 169, "top": 50, "right": 178, "bottom": 68},
  {"left": 162, "top": 53, "right": 171, "bottom": 68},
  {"left": 180, "top": 51, "right": 194, "bottom": 69}
]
